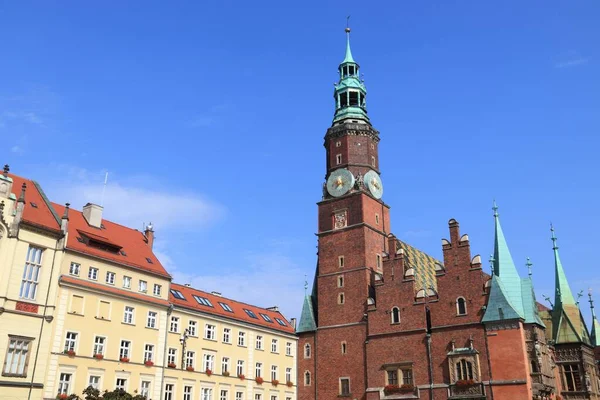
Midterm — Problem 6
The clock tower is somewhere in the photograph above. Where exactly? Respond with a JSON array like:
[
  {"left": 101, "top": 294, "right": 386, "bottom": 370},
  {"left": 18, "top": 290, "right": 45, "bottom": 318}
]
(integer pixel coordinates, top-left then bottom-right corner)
[{"left": 298, "top": 26, "right": 391, "bottom": 400}]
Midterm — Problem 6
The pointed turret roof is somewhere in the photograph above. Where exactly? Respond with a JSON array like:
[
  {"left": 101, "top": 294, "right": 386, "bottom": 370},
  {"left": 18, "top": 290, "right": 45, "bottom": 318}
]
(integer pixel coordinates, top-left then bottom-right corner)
[
  {"left": 589, "top": 290, "right": 600, "bottom": 347},
  {"left": 483, "top": 274, "right": 523, "bottom": 322},
  {"left": 297, "top": 294, "right": 317, "bottom": 333},
  {"left": 342, "top": 27, "right": 355, "bottom": 64},
  {"left": 550, "top": 225, "right": 591, "bottom": 345},
  {"left": 491, "top": 203, "right": 525, "bottom": 318}
]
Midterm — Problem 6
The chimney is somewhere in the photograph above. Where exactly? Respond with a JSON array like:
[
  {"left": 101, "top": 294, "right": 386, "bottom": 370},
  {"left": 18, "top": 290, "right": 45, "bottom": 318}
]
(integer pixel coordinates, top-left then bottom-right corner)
[
  {"left": 82, "top": 203, "right": 103, "bottom": 228},
  {"left": 290, "top": 318, "right": 297, "bottom": 329},
  {"left": 10, "top": 183, "right": 26, "bottom": 236},
  {"left": 144, "top": 222, "right": 155, "bottom": 249},
  {"left": 211, "top": 291, "right": 222, "bottom": 297},
  {"left": 59, "top": 203, "right": 70, "bottom": 249}
]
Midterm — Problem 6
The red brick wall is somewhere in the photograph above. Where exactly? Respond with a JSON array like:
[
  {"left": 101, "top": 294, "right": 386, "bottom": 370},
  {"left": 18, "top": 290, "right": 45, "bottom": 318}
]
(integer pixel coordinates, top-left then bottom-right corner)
[
  {"left": 297, "top": 332, "right": 316, "bottom": 400},
  {"left": 326, "top": 134, "right": 379, "bottom": 173}
]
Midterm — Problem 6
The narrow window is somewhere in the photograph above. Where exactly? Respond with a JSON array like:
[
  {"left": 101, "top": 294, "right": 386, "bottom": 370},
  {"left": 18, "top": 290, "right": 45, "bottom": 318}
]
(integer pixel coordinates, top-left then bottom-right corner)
[
  {"left": 286, "top": 367, "right": 292, "bottom": 383},
  {"left": 69, "top": 262, "right": 80, "bottom": 276},
  {"left": 340, "top": 378, "right": 350, "bottom": 396},
  {"left": 237, "top": 360, "right": 244, "bottom": 376},
  {"left": 376, "top": 254, "right": 382, "bottom": 270},
  {"left": 188, "top": 320, "right": 197, "bottom": 336},
  {"left": 349, "top": 91, "right": 359, "bottom": 106},
  {"left": 338, "top": 293, "right": 345, "bottom": 304},
  {"left": 238, "top": 331, "right": 246, "bottom": 346},
  {"left": 256, "top": 335, "right": 263, "bottom": 350},
  {"left": 457, "top": 297, "right": 467, "bottom": 315},
  {"left": 222, "top": 357, "right": 230, "bottom": 373},
  {"left": 456, "top": 359, "right": 474, "bottom": 381},
  {"left": 339, "top": 256, "right": 345, "bottom": 268},
  {"left": 340, "top": 92, "right": 348, "bottom": 107},
  {"left": 255, "top": 362, "right": 262, "bottom": 378},
  {"left": 402, "top": 369, "right": 413, "bottom": 385},
  {"left": 304, "top": 343, "right": 311, "bottom": 358},
  {"left": 425, "top": 306, "right": 432, "bottom": 334},
  {"left": 186, "top": 351, "right": 195, "bottom": 369},
  {"left": 119, "top": 340, "right": 130, "bottom": 359},
  {"left": 271, "top": 365, "right": 278, "bottom": 381},
  {"left": 170, "top": 316, "right": 179, "bottom": 333},
  {"left": 223, "top": 327, "right": 231, "bottom": 343},
  {"left": 375, "top": 213, "right": 380, "bottom": 225},
  {"left": 271, "top": 339, "right": 278, "bottom": 353},
  {"left": 304, "top": 371, "right": 311, "bottom": 386},
  {"left": 341, "top": 341, "right": 347, "bottom": 354},
  {"left": 336, "top": 154, "right": 342, "bottom": 165},
  {"left": 58, "top": 373, "right": 72, "bottom": 394},
  {"left": 167, "top": 348, "right": 177, "bottom": 365},
  {"left": 391, "top": 307, "right": 400, "bottom": 324},
  {"left": 371, "top": 156, "right": 376, "bottom": 167},
  {"left": 337, "top": 275, "right": 344, "bottom": 288},
  {"left": 144, "top": 344, "right": 154, "bottom": 362},
  {"left": 20, "top": 246, "right": 43, "bottom": 300},
  {"left": 387, "top": 370, "right": 398, "bottom": 385},
  {"left": 286, "top": 342, "right": 292, "bottom": 356}
]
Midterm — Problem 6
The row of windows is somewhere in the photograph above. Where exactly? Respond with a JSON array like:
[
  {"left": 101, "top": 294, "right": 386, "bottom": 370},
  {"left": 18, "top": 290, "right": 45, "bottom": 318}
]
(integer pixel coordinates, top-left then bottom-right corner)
[
  {"left": 171, "top": 290, "right": 288, "bottom": 327},
  {"left": 302, "top": 342, "right": 347, "bottom": 359},
  {"left": 57, "top": 373, "right": 292, "bottom": 400},
  {"left": 69, "top": 261, "right": 162, "bottom": 296},
  {"left": 169, "top": 316, "right": 293, "bottom": 355}
]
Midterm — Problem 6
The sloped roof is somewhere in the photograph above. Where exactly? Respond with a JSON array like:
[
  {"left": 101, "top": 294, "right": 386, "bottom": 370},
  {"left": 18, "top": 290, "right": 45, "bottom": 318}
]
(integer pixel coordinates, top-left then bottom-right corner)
[
  {"left": 397, "top": 239, "right": 442, "bottom": 293},
  {"left": 6, "top": 173, "right": 61, "bottom": 233},
  {"left": 169, "top": 283, "right": 295, "bottom": 334},
  {"left": 591, "top": 316, "right": 600, "bottom": 347},
  {"left": 53, "top": 203, "right": 170, "bottom": 278},
  {"left": 521, "top": 278, "right": 545, "bottom": 326},
  {"left": 297, "top": 295, "right": 317, "bottom": 333},
  {"left": 483, "top": 275, "right": 523, "bottom": 322}
]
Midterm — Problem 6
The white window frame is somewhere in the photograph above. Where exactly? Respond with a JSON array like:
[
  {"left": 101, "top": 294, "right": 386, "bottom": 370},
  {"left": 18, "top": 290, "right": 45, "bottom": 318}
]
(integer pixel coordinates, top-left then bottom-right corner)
[
  {"left": 119, "top": 340, "right": 131, "bottom": 359},
  {"left": 69, "top": 262, "right": 80, "bottom": 276},
  {"left": 115, "top": 377, "right": 127, "bottom": 390},
  {"left": 140, "top": 380, "right": 152, "bottom": 398},
  {"left": 286, "top": 342, "right": 292, "bottom": 356},
  {"left": 3, "top": 336, "right": 32, "bottom": 377},
  {"left": 222, "top": 357, "right": 230, "bottom": 373},
  {"left": 64, "top": 332, "right": 78, "bottom": 352},
  {"left": 256, "top": 335, "right": 263, "bottom": 350},
  {"left": 93, "top": 336, "right": 105, "bottom": 356},
  {"left": 184, "top": 385, "right": 193, "bottom": 400},
  {"left": 236, "top": 360, "right": 244, "bottom": 376},
  {"left": 255, "top": 362, "right": 262, "bottom": 378},
  {"left": 147, "top": 311, "right": 157, "bottom": 329},
  {"left": 144, "top": 344, "right": 154, "bottom": 362},
  {"left": 88, "top": 374, "right": 101, "bottom": 389},
  {"left": 203, "top": 353, "right": 215, "bottom": 371},
  {"left": 188, "top": 320, "right": 197, "bottom": 336},
  {"left": 205, "top": 323, "right": 216, "bottom": 340},
  {"left": 456, "top": 297, "right": 468, "bottom": 315},
  {"left": 167, "top": 348, "right": 177, "bottom": 365},
  {"left": 271, "top": 339, "right": 278, "bottom": 353},
  {"left": 20, "top": 246, "right": 43, "bottom": 300},
  {"left": 153, "top": 284, "right": 162, "bottom": 296},
  {"left": 139, "top": 280, "right": 147, "bottom": 292},
  {"left": 58, "top": 372, "right": 72, "bottom": 394},
  {"left": 170, "top": 316, "right": 179, "bottom": 333},
  {"left": 201, "top": 388, "right": 213, "bottom": 400},
  {"left": 123, "top": 306, "right": 135, "bottom": 324},
  {"left": 223, "top": 327, "right": 231, "bottom": 343},
  {"left": 164, "top": 383, "right": 174, "bottom": 400},
  {"left": 106, "top": 271, "right": 115, "bottom": 285},
  {"left": 220, "top": 390, "right": 228, "bottom": 400},
  {"left": 123, "top": 276, "right": 131, "bottom": 289},
  {"left": 286, "top": 367, "right": 292, "bottom": 383},
  {"left": 238, "top": 331, "right": 246, "bottom": 346},
  {"left": 88, "top": 267, "right": 98, "bottom": 280},
  {"left": 271, "top": 365, "right": 278, "bottom": 381},
  {"left": 186, "top": 351, "right": 195, "bottom": 369}
]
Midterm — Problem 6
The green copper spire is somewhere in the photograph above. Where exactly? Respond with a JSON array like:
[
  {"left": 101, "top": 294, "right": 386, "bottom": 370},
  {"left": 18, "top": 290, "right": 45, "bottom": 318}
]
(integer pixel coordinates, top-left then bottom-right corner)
[
  {"left": 491, "top": 202, "right": 525, "bottom": 318},
  {"left": 332, "top": 24, "right": 369, "bottom": 124},
  {"left": 521, "top": 258, "right": 545, "bottom": 326},
  {"left": 550, "top": 225, "right": 591, "bottom": 344},
  {"left": 589, "top": 289, "right": 600, "bottom": 346}
]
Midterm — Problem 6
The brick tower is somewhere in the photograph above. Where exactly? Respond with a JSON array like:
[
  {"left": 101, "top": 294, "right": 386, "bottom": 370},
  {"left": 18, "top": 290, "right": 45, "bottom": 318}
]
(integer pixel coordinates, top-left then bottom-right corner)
[{"left": 297, "top": 26, "right": 390, "bottom": 400}]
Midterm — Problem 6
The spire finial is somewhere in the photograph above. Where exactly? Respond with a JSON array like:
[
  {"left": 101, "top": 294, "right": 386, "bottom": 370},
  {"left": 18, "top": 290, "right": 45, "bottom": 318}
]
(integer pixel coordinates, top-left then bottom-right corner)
[
  {"left": 526, "top": 257, "right": 533, "bottom": 277},
  {"left": 304, "top": 274, "right": 308, "bottom": 295},
  {"left": 575, "top": 290, "right": 584, "bottom": 306},
  {"left": 550, "top": 223, "right": 558, "bottom": 250},
  {"left": 345, "top": 15, "right": 351, "bottom": 33},
  {"left": 489, "top": 254, "right": 495, "bottom": 275},
  {"left": 492, "top": 200, "right": 499, "bottom": 218},
  {"left": 590, "top": 288, "right": 597, "bottom": 319}
]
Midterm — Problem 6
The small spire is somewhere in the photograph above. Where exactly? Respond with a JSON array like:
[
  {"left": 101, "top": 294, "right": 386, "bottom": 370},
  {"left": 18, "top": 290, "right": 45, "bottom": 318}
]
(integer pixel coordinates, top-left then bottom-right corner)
[
  {"left": 62, "top": 203, "right": 70, "bottom": 220},
  {"left": 3, "top": 164, "right": 9, "bottom": 178},
  {"left": 526, "top": 257, "right": 533, "bottom": 278},
  {"left": 17, "top": 183, "right": 26, "bottom": 203},
  {"left": 590, "top": 288, "right": 597, "bottom": 319},
  {"left": 342, "top": 16, "right": 355, "bottom": 64},
  {"left": 492, "top": 200, "right": 499, "bottom": 218},
  {"left": 550, "top": 223, "right": 558, "bottom": 250}
]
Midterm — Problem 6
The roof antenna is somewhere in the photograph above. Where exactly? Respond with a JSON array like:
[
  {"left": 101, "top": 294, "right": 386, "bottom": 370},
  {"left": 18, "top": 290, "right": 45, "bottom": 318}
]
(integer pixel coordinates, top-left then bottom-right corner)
[{"left": 100, "top": 172, "right": 108, "bottom": 207}]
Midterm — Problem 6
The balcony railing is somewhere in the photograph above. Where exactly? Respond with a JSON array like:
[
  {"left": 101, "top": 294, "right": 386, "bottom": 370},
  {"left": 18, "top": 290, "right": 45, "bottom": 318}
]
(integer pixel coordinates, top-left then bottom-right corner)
[{"left": 448, "top": 382, "right": 486, "bottom": 399}]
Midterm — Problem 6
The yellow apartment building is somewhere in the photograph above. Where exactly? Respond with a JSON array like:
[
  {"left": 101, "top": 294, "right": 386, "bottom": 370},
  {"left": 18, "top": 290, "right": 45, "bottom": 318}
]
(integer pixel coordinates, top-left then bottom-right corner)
[{"left": 0, "top": 167, "right": 298, "bottom": 400}]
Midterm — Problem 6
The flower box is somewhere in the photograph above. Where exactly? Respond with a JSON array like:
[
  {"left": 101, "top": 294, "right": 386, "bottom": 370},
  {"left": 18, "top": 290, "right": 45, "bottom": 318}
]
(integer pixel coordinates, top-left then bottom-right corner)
[
  {"left": 64, "top": 350, "right": 76, "bottom": 357},
  {"left": 222, "top": 371, "right": 230, "bottom": 377},
  {"left": 286, "top": 381, "right": 293, "bottom": 388},
  {"left": 255, "top": 376, "right": 264, "bottom": 384},
  {"left": 399, "top": 384, "right": 414, "bottom": 393},
  {"left": 238, "top": 374, "right": 245, "bottom": 380},
  {"left": 57, "top": 394, "right": 68, "bottom": 400},
  {"left": 455, "top": 379, "right": 476, "bottom": 388},
  {"left": 384, "top": 385, "right": 400, "bottom": 395},
  {"left": 271, "top": 379, "right": 279, "bottom": 386},
  {"left": 205, "top": 368, "right": 212, "bottom": 376},
  {"left": 144, "top": 360, "right": 154, "bottom": 367},
  {"left": 186, "top": 366, "right": 194, "bottom": 372},
  {"left": 167, "top": 362, "right": 177, "bottom": 368},
  {"left": 120, "top": 357, "right": 130, "bottom": 363}
]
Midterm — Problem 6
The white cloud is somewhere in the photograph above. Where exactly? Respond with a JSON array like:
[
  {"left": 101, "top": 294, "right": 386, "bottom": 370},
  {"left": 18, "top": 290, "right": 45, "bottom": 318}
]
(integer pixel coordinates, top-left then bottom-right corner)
[
  {"left": 10, "top": 146, "right": 23, "bottom": 154},
  {"left": 555, "top": 58, "right": 588, "bottom": 68},
  {"left": 0, "top": 111, "right": 44, "bottom": 127}
]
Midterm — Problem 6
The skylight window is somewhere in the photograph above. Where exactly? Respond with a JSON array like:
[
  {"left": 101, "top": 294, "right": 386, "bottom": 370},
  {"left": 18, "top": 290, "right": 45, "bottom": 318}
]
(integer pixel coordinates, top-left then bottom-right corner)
[
  {"left": 30, "top": 202, "right": 38, "bottom": 208},
  {"left": 219, "top": 302, "right": 233, "bottom": 312},
  {"left": 275, "top": 318, "right": 287, "bottom": 326},
  {"left": 244, "top": 309, "right": 258, "bottom": 319},
  {"left": 260, "top": 313, "right": 273, "bottom": 323},
  {"left": 146, "top": 257, "right": 154, "bottom": 264},
  {"left": 170, "top": 289, "right": 186, "bottom": 300},
  {"left": 120, "top": 250, "right": 127, "bottom": 256},
  {"left": 193, "top": 295, "right": 213, "bottom": 307}
]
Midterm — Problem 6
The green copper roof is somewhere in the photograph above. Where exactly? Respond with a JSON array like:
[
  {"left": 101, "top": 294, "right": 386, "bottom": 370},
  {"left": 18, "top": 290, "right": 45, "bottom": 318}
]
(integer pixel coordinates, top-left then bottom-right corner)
[
  {"left": 491, "top": 203, "right": 525, "bottom": 318},
  {"left": 297, "top": 295, "right": 317, "bottom": 333},
  {"left": 483, "top": 274, "right": 523, "bottom": 322},
  {"left": 589, "top": 291, "right": 600, "bottom": 347},
  {"left": 550, "top": 226, "right": 591, "bottom": 345},
  {"left": 521, "top": 277, "right": 545, "bottom": 326}
]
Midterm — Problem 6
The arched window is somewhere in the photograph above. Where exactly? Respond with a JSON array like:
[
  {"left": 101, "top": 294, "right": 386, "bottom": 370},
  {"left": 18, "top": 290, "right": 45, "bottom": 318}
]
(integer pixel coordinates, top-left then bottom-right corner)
[
  {"left": 456, "top": 359, "right": 474, "bottom": 381},
  {"left": 391, "top": 307, "right": 400, "bottom": 324},
  {"left": 304, "top": 343, "right": 311, "bottom": 359},
  {"left": 304, "top": 371, "right": 311, "bottom": 386},
  {"left": 456, "top": 297, "right": 467, "bottom": 316}
]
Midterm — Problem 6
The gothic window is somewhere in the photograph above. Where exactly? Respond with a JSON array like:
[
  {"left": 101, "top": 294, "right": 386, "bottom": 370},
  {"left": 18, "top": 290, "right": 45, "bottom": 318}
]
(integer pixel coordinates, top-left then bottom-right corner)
[
  {"left": 456, "top": 297, "right": 467, "bottom": 316},
  {"left": 391, "top": 307, "right": 400, "bottom": 324},
  {"left": 304, "top": 371, "right": 311, "bottom": 386},
  {"left": 304, "top": 343, "right": 311, "bottom": 359},
  {"left": 562, "top": 363, "right": 581, "bottom": 392},
  {"left": 456, "top": 359, "right": 474, "bottom": 381}
]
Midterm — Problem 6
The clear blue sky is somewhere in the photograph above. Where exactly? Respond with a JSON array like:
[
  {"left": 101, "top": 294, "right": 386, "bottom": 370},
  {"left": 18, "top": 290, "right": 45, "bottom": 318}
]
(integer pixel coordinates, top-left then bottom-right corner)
[{"left": 1, "top": 1, "right": 599, "bottom": 323}]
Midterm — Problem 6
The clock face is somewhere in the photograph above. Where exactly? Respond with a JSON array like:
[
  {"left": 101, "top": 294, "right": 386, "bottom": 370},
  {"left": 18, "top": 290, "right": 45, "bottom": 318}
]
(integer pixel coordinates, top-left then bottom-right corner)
[
  {"left": 364, "top": 170, "right": 383, "bottom": 199},
  {"left": 326, "top": 169, "right": 355, "bottom": 198}
]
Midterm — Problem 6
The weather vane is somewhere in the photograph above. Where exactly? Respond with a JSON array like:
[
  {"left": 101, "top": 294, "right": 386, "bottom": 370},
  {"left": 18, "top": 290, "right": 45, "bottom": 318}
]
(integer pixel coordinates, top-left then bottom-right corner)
[{"left": 346, "top": 15, "right": 351, "bottom": 33}]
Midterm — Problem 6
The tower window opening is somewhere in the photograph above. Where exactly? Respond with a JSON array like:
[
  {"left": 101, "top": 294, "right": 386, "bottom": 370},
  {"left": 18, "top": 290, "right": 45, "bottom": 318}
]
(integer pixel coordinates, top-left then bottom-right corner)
[
  {"left": 391, "top": 307, "right": 400, "bottom": 324},
  {"left": 338, "top": 293, "right": 345, "bottom": 304},
  {"left": 336, "top": 154, "right": 342, "bottom": 165},
  {"left": 338, "top": 256, "right": 345, "bottom": 268},
  {"left": 341, "top": 341, "right": 347, "bottom": 354},
  {"left": 348, "top": 65, "right": 355, "bottom": 75},
  {"left": 342, "top": 66, "right": 348, "bottom": 77},
  {"left": 371, "top": 156, "right": 376, "bottom": 167},
  {"left": 340, "top": 92, "right": 348, "bottom": 108},
  {"left": 337, "top": 276, "right": 344, "bottom": 288},
  {"left": 349, "top": 91, "right": 359, "bottom": 106}
]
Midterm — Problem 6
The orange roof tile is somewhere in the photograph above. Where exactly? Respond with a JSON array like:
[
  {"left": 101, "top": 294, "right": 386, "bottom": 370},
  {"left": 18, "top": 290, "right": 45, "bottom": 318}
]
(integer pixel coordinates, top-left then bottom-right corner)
[
  {"left": 170, "top": 283, "right": 295, "bottom": 334},
  {"left": 53, "top": 203, "right": 170, "bottom": 278},
  {"left": 6, "top": 173, "right": 62, "bottom": 233},
  {"left": 60, "top": 275, "right": 171, "bottom": 307}
]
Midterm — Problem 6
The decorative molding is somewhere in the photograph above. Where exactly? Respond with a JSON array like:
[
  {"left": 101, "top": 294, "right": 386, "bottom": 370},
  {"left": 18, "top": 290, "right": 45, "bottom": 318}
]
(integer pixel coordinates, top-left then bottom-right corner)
[{"left": 15, "top": 301, "right": 39, "bottom": 314}]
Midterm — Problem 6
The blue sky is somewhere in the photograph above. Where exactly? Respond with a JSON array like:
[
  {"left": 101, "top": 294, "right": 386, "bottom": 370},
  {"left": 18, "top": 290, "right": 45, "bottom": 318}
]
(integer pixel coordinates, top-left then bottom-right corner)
[{"left": 1, "top": 1, "right": 599, "bottom": 324}]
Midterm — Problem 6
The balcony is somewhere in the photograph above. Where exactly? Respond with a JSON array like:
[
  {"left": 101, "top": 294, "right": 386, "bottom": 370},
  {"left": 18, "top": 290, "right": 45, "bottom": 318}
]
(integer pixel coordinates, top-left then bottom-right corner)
[{"left": 448, "top": 382, "right": 486, "bottom": 399}]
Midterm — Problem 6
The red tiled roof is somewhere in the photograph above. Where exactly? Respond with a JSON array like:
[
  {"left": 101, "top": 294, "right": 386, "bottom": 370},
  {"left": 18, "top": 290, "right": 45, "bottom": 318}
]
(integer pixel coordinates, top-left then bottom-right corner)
[
  {"left": 170, "top": 283, "right": 295, "bottom": 334},
  {"left": 7, "top": 173, "right": 61, "bottom": 233},
  {"left": 60, "top": 275, "right": 170, "bottom": 307},
  {"left": 53, "top": 203, "right": 170, "bottom": 278}
]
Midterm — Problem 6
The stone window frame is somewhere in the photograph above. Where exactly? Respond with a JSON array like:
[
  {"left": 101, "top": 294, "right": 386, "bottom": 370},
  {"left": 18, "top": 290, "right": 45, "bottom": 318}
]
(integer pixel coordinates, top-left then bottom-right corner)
[
  {"left": 2, "top": 335, "right": 34, "bottom": 377},
  {"left": 339, "top": 377, "right": 351, "bottom": 396},
  {"left": 338, "top": 292, "right": 345, "bottom": 305},
  {"left": 456, "top": 297, "right": 467, "bottom": 316},
  {"left": 341, "top": 341, "right": 347, "bottom": 355},
  {"left": 304, "top": 370, "right": 311, "bottom": 386},
  {"left": 447, "top": 352, "right": 481, "bottom": 384},
  {"left": 337, "top": 275, "right": 344, "bottom": 288},
  {"left": 382, "top": 362, "right": 414, "bottom": 386},
  {"left": 304, "top": 343, "right": 311, "bottom": 359},
  {"left": 391, "top": 307, "right": 400, "bottom": 324},
  {"left": 338, "top": 256, "right": 345, "bottom": 268}
]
